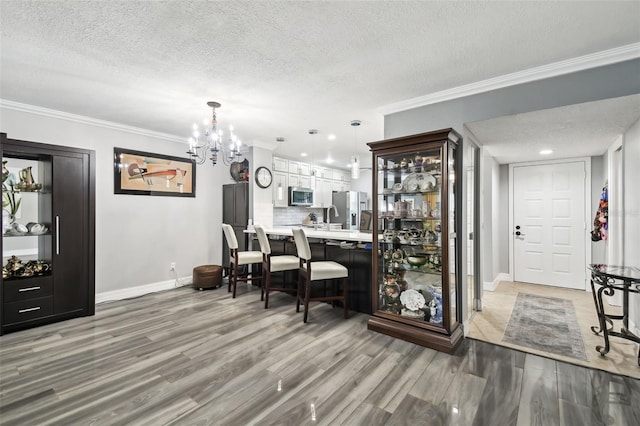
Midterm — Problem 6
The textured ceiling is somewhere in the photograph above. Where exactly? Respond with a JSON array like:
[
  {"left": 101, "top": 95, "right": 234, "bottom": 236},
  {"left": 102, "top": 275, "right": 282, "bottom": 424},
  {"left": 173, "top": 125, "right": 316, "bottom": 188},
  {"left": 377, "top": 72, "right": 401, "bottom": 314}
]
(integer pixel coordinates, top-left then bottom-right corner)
[
  {"left": 466, "top": 95, "right": 640, "bottom": 164},
  {"left": 1, "top": 1, "right": 639, "bottom": 168}
]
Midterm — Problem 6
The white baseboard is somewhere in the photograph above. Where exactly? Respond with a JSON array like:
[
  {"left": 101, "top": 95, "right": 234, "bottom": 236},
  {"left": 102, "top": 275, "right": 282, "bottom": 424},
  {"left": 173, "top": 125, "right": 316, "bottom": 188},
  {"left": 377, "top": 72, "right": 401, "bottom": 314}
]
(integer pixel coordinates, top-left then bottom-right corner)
[
  {"left": 95, "top": 276, "right": 192, "bottom": 304},
  {"left": 483, "top": 273, "right": 511, "bottom": 292}
]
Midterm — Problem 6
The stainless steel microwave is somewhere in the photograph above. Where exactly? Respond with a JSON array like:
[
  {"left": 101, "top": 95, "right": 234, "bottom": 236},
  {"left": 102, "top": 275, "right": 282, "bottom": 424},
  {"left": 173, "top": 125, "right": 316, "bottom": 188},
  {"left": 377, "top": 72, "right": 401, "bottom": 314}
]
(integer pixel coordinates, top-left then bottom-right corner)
[{"left": 289, "top": 187, "right": 314, "bottom": 206}]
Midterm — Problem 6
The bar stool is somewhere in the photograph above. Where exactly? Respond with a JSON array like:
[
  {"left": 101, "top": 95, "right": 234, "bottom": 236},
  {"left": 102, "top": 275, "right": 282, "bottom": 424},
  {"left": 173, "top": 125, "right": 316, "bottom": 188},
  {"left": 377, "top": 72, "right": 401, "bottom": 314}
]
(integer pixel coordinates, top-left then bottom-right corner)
[
  {"left": 222, "top": 223, "right": 262, "bottom": 298},
  {"left": 254, "top": 225, "right": 299, "bottom": 308},
  {"left": 291, "top": 228, "right": 349, "bottom": 323}
]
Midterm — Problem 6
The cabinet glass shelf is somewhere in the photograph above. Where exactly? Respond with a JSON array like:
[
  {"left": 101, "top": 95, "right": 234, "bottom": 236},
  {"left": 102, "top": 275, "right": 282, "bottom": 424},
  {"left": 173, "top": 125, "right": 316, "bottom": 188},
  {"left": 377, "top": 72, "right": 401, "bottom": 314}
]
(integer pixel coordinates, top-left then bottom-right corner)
[
  {"left": 3, "top": 272, "right": 52, "bottom": 281},
  {"left": 379, "top": 217, "right": 441, "bottom": 221},
  {"left": 5, "top": 190, "right": 48, "bottom": 194},
  {"left": 3, "top": 232, "right": 51, "bottom": 238},
  {"left": 378, "top": 166, "right": 441, "bottom": 175}
]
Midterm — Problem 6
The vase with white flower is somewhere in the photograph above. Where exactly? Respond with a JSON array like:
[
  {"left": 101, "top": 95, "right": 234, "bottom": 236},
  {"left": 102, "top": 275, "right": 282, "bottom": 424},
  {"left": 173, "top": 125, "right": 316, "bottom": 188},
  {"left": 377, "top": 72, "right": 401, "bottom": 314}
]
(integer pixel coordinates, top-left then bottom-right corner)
[{"left": 2, "top": 188, "right": 21, "bottom": 234}]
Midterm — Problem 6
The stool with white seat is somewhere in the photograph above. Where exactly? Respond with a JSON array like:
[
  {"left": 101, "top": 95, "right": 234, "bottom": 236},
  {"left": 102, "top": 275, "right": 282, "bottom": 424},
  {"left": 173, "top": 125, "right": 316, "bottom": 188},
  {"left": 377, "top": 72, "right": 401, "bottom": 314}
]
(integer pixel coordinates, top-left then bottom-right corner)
[
  {"left": 222, "top": 223, "right": 262, "bottom": 298},
  {"left": 254, "top": 225, "right": 299, "bottom": 308},
  {"left": 291, "top": 227, "right": 349, "bottom": 323}
]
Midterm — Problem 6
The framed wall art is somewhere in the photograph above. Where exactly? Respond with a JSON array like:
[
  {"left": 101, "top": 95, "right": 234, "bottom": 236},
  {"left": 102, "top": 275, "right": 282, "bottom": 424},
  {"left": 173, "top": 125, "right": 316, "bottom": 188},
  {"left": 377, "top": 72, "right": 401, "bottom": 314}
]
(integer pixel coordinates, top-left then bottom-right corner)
[{"left": 113, "top": 148, "right": 196, "bottom": 197}]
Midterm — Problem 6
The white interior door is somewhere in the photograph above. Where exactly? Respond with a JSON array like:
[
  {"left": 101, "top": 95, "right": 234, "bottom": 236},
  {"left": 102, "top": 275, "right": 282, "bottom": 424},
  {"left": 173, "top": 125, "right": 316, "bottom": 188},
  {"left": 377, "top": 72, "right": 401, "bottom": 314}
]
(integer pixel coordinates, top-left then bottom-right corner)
[{"left": 513, "top": 161, "right": 586, "bottom": 289}]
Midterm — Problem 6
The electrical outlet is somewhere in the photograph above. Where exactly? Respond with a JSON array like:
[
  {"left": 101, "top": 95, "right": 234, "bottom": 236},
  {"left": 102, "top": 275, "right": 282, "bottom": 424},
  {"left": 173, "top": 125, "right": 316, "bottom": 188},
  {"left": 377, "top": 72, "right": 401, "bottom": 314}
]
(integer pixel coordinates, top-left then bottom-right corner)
[{"left": 170, "top": 262, "right": 176, "bottom": 271}]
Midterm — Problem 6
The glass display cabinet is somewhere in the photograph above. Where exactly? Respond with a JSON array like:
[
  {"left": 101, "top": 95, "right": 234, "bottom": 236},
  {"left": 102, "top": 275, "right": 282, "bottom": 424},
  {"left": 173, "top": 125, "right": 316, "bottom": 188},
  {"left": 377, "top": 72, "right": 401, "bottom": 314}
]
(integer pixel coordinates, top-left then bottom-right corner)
[
  {"left": 1, "top": 133, "right": 95, "bottom": 335},
  {"left": 367, "top": 128, "right": 463, "bottom": 353}
]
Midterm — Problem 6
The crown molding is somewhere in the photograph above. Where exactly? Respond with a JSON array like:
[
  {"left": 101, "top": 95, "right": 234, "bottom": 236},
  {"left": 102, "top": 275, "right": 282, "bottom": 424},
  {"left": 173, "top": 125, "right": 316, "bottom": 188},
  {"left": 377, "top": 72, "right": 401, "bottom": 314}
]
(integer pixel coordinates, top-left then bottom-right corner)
[
  {"left": 378, "top": 42, "right": 640, "bottom": 116},
  {"left": 249, "top": 140, "right": 279, "bottom": 150},
  {"left": 1, "top": 99, "right": 276, "bottom": 149},
  {"left": 0, "top": 99, "right": 186, "bottom": 143}
]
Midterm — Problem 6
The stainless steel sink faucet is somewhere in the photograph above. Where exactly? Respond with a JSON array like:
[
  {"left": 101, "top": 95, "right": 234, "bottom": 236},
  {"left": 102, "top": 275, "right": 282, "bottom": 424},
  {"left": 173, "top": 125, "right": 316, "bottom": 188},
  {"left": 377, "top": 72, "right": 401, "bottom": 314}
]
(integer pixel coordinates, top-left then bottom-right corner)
[{"left": 326, "top": 204, "right": 339, "bottom": 225}]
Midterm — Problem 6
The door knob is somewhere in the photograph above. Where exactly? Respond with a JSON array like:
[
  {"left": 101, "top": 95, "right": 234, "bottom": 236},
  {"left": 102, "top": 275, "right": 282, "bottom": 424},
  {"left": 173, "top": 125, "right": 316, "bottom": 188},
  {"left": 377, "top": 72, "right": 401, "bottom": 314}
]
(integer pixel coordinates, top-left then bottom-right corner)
[{"left": 515, "top": 231, "right": 524, "bottom": 236}]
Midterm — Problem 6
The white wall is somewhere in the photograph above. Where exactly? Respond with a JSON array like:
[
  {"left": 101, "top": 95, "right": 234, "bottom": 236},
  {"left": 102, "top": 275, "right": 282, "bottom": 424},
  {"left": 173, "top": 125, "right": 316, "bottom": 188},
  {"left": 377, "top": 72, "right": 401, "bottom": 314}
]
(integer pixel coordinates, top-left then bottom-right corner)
[
  {"left": 480, "top": 148, "right": 502, "bottom": 289},
  {"left": 498, "top": 165, "right": 509, "bottom": 274},
  {"left": 1, "top": 106, "right": 235, "bottom": 297},
  {"left": 623, "top": 117, "right": 640, "bottom": 334},
  {"left": 249, "top": 146, "right": 274, "bottom": 228},
  {"left": 490, "top": 157, "right": 501, "bottom": 283}
]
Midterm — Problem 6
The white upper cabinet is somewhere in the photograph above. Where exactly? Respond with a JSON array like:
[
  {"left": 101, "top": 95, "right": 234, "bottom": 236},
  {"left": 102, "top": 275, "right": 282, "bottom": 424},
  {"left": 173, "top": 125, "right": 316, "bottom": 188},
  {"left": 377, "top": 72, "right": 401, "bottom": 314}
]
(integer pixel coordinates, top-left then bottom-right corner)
[
  {"left": 289, "top": 161, "right": 310, "bottom": 175},
  {"left": 288, "top": 174, "right": 301, "bottom": 188},
  {"left": 299, "top": 162, "right": 311, "bottom": 176},
  {"left": 288, "top": 160, "right": 300, "bottom": 174},
  {"left": 289, "top": 174, "right": 311, "bottom": 189},
  {"left": 273, "top": 157, "right": 288, "bottom": 172},
  {"left": 298, "top": 175, "right": 311, "bottom": 188},
  {"left": 313, "top": 166, "right": 332, "bottom": 179},
  {"left": 332, "top": 170, "right": 351, "bottom": 182},
  {"left": 331, "top": 180, "right": 350, "bottom": 193},
  {"left": 313, "top": 178, "right": 333, "bottom": 208},
  {"left": 272, "top": 155, "right": 354, "bottom": 207}
]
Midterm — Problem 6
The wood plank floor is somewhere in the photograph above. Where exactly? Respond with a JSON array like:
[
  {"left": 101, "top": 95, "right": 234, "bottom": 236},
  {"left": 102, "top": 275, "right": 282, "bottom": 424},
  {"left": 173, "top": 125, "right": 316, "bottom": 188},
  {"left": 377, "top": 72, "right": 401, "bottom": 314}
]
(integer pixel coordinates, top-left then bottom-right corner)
[{"left": 1, "top": 284, "right": 638, "bottom": 425}]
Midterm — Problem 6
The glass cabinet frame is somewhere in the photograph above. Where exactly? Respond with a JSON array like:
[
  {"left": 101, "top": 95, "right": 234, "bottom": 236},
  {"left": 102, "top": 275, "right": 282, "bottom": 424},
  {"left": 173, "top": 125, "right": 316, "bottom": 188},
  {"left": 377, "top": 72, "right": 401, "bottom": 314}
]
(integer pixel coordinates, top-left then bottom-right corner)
[{"left": 367, "top": 128, "right": 464, "bottom": 353}]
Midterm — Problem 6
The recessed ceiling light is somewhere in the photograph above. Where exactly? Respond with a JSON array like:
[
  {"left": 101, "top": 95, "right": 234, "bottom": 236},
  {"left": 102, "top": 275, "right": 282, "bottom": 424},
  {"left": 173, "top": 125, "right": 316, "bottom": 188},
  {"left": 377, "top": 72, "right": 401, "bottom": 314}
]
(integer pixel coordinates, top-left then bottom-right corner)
[
  {"left": 347, "top": 163, "right": 352, "bottom": 168},
  {"left": 328, "top": 134, "right": 336, "bottom": 140},
  {"left": 326, "top": 157, "right": 334, "bottom": 164},
  {"left": 301, "top": 152, "right": 308, "bottom": 157},
  {"left": 539, "top": 149, "right": 553, "bottom": 155}
]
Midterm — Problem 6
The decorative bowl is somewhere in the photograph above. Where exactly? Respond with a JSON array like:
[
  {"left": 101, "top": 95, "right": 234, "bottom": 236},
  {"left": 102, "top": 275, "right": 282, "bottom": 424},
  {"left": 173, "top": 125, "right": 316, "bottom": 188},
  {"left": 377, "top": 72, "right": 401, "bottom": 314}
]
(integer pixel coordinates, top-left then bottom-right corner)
[{"left": 406, "top": 255, "right": 428, "bottom": 268}]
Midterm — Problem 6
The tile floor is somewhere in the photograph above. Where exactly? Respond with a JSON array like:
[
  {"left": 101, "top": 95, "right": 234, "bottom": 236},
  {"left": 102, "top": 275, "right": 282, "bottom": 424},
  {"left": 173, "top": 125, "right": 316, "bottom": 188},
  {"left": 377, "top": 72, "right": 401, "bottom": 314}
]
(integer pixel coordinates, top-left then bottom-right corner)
[{"left": 467, "top": 281, "right": 640, "bottom": 379}]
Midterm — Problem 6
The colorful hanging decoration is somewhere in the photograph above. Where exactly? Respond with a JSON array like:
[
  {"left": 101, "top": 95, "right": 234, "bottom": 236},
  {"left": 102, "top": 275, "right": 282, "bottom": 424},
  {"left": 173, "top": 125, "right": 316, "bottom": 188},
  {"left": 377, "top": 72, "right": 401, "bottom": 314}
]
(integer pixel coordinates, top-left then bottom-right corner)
[{"left": 591, "top": 183, "right": 608, "bottom": 242}]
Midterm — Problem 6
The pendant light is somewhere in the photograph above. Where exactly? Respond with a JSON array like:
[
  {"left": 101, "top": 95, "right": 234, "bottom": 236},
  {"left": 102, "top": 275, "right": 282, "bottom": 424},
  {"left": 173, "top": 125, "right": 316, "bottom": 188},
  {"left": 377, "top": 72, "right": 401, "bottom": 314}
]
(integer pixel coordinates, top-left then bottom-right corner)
[
  {"left": 309, "top": 129, "right": 318, "bottom": 189},
  {"left": 276, "top": 137, "right": 285, "bottom": 201},
  {"left": 350, "top": 120, "right": 361, "bottom": 179},
  {"left": 277, "top": 183, "right": 284, "bottom": 201}
]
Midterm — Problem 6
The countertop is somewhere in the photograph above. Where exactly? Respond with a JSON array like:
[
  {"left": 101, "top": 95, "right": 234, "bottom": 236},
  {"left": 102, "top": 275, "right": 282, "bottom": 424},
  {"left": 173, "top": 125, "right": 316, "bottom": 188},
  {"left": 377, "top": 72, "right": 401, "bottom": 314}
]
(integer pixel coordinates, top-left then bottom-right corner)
[{"left": 245, "top": 226, "right": 375, "bottom": 242}]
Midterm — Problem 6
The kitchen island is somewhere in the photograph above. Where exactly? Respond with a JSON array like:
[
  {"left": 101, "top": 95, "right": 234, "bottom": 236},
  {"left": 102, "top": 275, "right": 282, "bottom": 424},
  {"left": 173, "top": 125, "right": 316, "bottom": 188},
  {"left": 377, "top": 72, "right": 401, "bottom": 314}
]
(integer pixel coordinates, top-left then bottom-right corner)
[
  {"left": 246, "top": 226, "right": 375, "bottom": 243},
  {"left": 245, "top": 226, "right": 375, "bottom": 314}
]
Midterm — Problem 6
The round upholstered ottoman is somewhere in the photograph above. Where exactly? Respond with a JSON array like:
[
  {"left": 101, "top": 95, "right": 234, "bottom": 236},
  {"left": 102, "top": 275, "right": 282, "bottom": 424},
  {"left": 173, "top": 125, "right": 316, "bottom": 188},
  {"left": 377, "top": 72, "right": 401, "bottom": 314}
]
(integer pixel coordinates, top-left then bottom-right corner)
[{"left": 193, "top": 265, "right": 223, "bottom": 290}]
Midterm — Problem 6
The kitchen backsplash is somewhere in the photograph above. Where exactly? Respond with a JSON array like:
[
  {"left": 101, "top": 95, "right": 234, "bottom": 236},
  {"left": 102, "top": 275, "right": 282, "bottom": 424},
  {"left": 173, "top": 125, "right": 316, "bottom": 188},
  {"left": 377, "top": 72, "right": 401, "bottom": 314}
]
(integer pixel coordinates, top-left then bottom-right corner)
[{"left": 273, "top": 206, "right": 326, "bottom": 226}]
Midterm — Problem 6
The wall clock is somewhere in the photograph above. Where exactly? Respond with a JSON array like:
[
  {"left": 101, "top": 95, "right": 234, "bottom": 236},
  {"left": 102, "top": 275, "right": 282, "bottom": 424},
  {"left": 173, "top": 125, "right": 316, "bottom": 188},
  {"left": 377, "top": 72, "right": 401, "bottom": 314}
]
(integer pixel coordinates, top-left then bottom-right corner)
[{"left": 255, "top": 166, "right": 273, "bottom": 188}]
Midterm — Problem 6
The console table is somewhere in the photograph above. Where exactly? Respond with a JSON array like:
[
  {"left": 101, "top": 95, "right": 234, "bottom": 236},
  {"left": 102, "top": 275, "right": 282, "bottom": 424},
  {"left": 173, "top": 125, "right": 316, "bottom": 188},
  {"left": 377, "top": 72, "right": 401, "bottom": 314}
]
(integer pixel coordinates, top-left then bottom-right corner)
[{"left": 588, "top": 264, "right": 640, "bottom": 366}]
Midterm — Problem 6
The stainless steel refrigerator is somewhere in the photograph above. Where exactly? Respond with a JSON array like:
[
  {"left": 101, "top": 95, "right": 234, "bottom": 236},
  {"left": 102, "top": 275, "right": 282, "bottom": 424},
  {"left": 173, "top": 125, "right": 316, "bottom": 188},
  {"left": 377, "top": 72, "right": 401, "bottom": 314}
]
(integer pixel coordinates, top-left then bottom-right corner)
[{"left": 332, "top": 191, "right": 368, "bottom": 231}]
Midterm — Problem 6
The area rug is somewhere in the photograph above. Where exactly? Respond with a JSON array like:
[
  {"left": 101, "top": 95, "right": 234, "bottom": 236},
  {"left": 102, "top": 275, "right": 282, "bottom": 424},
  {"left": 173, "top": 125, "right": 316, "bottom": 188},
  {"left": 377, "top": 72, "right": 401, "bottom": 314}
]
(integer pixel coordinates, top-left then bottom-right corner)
[{"left": 502, "top": 292, "right": 587, "bottom": 361}]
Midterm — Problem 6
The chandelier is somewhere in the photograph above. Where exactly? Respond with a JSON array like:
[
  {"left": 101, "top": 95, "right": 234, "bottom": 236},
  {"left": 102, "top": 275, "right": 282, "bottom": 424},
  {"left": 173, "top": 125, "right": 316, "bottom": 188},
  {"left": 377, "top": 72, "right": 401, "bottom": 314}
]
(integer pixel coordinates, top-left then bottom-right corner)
[{"left": 187, "top": 101, "right": 246, "bottom": 166}]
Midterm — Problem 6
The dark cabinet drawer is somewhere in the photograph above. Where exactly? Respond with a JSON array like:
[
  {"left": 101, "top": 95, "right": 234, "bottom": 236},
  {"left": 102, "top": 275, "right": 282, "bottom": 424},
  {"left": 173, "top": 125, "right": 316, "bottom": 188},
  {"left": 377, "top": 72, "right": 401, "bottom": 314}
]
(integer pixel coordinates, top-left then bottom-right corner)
[
  {"left": 3, "top": 276, "right": 53, "bottom": 302},
  {"left": 4, "top": 297, "right": 54, "bottom": 325}
]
